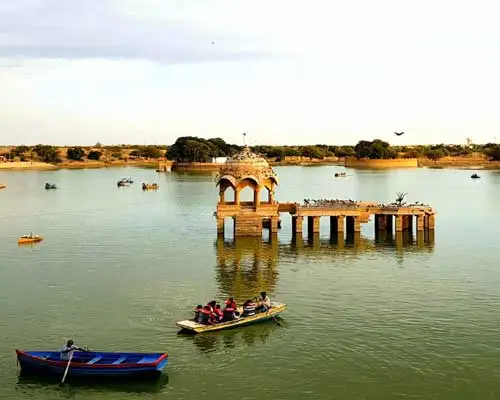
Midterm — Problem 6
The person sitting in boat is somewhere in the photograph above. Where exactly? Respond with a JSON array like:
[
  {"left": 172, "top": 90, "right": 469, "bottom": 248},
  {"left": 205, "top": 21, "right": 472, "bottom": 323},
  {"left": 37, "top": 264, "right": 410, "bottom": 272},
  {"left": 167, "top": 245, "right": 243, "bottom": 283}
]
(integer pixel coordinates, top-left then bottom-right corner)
[
  {"left": 60, "top": 339, "right": 86, "bottom": 361},
  {"left": 241, "top": 299, "right": 257, "bottom": 317},
  {"left": 206, "top": 300, "right": 217, "bottom": 313},
  {"left": 225, "top": 297, "right": 237, "bottom": 310},
  {"left": 194, "top": 305, "right": 203, "bottom": 323},
  {"left": 200, "top": 306, "right": 215, "bottom": 325},
  {"left": 213, "top": 304, "right": 224, "bottom": 322},
  {"left": 257, "top": 291, "right": 271, "bottom": 313}
]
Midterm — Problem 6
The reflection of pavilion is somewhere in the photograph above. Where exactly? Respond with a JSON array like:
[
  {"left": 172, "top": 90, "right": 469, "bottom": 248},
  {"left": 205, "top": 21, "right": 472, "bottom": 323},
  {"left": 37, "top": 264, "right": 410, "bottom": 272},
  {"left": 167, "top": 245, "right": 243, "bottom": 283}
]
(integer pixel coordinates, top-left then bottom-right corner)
[{"left": 215, "top": 237, "right": 279, "bottom": 302}]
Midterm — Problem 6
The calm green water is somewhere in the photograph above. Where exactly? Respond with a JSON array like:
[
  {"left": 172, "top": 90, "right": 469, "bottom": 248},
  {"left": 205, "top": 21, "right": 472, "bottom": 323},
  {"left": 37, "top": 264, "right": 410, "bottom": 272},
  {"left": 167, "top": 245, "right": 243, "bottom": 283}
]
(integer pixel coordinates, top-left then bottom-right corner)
[{"left": 0, "top": 166, "right": 499, "bottom": 400}]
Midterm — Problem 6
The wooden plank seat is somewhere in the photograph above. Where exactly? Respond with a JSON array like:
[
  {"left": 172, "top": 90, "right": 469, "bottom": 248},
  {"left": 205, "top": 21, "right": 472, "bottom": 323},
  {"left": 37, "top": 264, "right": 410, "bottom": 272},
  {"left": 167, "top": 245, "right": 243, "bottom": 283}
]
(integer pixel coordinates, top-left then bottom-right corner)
[
  {"left": 112, "top": 356, "right": 127, "bottom": 365},
  {"left": 86, "top": 355, "right": 102, "bottom": 364}
]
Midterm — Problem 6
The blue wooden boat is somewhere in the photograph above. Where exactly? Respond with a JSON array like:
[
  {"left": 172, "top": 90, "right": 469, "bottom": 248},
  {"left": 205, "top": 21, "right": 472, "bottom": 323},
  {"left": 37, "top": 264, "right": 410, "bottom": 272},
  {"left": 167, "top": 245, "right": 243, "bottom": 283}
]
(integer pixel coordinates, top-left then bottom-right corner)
[{"left": 15, "top": 350, "right": 168, "bottom": 379}]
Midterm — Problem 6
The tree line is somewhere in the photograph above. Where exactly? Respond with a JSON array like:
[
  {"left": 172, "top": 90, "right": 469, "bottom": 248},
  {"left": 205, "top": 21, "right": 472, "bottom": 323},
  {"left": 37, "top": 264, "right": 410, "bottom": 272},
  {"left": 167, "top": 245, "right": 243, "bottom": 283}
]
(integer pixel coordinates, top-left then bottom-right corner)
[{"left": 2, "top": 138, "right": 500, "bottom": 164}]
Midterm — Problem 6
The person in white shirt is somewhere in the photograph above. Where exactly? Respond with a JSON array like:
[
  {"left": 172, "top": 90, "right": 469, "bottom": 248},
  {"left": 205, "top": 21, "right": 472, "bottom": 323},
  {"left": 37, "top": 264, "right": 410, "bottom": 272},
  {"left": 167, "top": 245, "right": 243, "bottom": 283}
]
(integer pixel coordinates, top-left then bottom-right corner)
[
  {"left": 258, "top": 291, "right": 271, "bottom": 312},
  {"left": 60, "top": 339, "right": 86, "bottom": 361}
]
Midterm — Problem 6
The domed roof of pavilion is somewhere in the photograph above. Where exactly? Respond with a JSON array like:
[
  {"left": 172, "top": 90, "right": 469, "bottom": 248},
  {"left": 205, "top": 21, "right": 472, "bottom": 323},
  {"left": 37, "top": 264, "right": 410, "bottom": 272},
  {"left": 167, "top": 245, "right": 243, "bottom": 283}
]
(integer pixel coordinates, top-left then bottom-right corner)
[{"left": 216, "top": 146, "right": 279, "bottom": 187}]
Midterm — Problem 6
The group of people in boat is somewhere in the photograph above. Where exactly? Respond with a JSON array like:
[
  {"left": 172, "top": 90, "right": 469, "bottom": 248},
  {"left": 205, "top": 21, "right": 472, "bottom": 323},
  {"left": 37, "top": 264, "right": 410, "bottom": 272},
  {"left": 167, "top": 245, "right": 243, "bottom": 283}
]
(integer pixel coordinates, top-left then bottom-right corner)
[
  {"left": 21, "top": 232, "right": 39, "bottom": 239},
  {"left": 193, "top": 292, "right": 271, "bottom": 325}
]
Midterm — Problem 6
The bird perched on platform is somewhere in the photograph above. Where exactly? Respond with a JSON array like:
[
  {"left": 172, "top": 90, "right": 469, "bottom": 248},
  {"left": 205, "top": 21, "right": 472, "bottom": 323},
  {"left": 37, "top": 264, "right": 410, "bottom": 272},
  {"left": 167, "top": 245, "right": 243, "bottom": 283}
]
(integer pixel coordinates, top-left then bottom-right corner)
[{"left": 394, "top": 132, "right": 404, "bottom": 136}]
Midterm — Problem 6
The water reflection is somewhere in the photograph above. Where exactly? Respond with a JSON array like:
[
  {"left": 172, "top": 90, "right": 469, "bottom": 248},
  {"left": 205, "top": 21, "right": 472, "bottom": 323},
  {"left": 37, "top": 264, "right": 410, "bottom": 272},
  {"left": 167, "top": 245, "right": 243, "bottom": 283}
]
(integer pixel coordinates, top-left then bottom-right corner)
[
  {"left": 181, "top": 323, "right": 281, "bottom": 354},
  {"left": 15, "top": 371, "right": 169, "bottom": 395},
  {"left": 215, "top": 237, "right": 279, "bottom": 302}
]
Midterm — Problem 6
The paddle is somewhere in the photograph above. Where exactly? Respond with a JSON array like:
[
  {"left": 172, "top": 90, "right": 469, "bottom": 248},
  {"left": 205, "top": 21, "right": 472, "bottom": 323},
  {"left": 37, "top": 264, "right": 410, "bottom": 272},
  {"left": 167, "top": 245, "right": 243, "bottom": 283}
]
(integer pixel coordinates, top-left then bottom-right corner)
[{"left": 61, "top": 350, "right": 73, "bottom": 384}]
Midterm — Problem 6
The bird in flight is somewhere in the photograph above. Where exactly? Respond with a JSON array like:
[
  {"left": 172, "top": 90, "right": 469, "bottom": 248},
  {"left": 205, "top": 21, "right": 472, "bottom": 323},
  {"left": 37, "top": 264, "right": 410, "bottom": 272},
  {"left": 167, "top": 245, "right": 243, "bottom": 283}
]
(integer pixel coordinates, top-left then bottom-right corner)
[{"left": 394, "top": 131, "right": 404, "bottom": 136}]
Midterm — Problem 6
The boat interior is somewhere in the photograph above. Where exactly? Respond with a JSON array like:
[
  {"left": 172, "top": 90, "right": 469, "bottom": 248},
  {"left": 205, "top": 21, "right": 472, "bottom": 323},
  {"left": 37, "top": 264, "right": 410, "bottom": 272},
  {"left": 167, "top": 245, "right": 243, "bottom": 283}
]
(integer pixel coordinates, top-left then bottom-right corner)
[{"left": 25, "top": 351, "right": 164, "bottom": 365}]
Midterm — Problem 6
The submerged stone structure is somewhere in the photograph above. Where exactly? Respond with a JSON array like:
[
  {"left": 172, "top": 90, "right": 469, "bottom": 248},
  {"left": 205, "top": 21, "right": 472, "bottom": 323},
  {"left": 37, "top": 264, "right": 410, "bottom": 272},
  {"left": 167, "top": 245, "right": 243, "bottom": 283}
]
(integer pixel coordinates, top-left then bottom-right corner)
[
  {"left": 215, "top": 146, "right": 280, "bottom": 237},
  {"left": 215, "top": 147, "right": 436, "bottom": 239}
]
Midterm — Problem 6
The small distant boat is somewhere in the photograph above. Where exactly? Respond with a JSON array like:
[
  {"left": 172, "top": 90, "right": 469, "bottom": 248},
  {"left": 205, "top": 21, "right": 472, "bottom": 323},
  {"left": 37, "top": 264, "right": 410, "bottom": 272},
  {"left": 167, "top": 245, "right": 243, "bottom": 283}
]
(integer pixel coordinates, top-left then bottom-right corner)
[
  {"left": 44, "top": 183, "right": 57, "bottom": 190},
  {"left": 117, "top": 177, "right": 133, "bottom": 187},
  {"left": 176, "top": 302, "right": 287, "bottom": 334},
  {"left": 18, "top": 234, "right": 43, "bottom": 244},
  {"left": 470, "top": 173, "right": 480, "bottom": 179},
  {"left": 334, "top": 172, "right": 346, "bottom": 178},
  {"left": 0, "top": 184, "right": 6, "bottom": 190},
  {"left": 15, "top": 350, "right": 168, "bottom": 379},
  {"left": 142, "top": 182, "right": 159, "bottom": 190}
]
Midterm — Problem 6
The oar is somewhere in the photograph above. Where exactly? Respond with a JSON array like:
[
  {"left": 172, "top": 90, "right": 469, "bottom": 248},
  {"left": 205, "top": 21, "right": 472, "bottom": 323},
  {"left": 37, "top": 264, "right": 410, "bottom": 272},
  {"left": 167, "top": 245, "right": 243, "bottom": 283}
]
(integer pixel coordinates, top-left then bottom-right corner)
[{"left": 61, "top": 351, "right": 73, "bottom": 384}]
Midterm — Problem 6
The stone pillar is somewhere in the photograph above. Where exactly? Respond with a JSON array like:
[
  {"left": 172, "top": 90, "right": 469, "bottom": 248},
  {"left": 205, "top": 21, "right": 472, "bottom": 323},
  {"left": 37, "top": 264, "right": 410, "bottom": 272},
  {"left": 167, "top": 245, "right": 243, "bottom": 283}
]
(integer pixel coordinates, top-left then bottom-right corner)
[
  {"left": 292, "top": 216, "right": 303, "bottom": 235},
  {"left": 375, "top": 214, "right": 387, "bottom": 231},
  {"left": 428, "top": 214, "right": 435, "bottom": 230},
  {"left": 254, "top": 187, "right": 260, "bottom": 206},
  {"left": 235, "top": 189, "right": 240, "bottom": 205},
  {"left": 385, "top": 215, "right": 393, "bottom": 233},
  {"left": 219, "top": 191, "right": 225, "bottom": 204},
  {"left": 234, "top": 215, "right": 262, "bottom": 237},
  {"left": 402, "top": 215, "right": 410, "bottom": 230},
  {"left": 416, "top": 215, "right": 424, "bottom": 231},
  {"left": 395, "top": 231, "right": 403, "bottom": 249},
  {"left": 395, "top": 215, "right": 403, "bottom": 232},
  {"left": 217, "top": 217, "right": 224, "bottom": 235},
  {"left": 307, "top": 216, "right": 320, "bottom": 235},
  {"left": 337, "top": 215, "right": 345, "bottom": 232},
  {"left": 268, "top": 187, "right": 275, "bottom": 204},
  {"left": 353, "top": 216, "right": 361, "bottom": 232},
  {"left": 424, "top": 215, "right": 429, "bottom": 229},
  {"left": 270, "top": 217, "right": 279, "bottom": 234},
  {"left": 417, "top": 230, "right": 425, "bottom": 247}
]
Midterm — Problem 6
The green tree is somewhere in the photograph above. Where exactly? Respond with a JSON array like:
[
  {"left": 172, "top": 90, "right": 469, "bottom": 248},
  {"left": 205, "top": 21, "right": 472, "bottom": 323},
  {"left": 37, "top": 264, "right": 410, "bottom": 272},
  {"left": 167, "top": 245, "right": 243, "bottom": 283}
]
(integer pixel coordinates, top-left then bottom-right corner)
[
  {"left": 67, "top": 146, "right": 85, "bottom": 160},
  {"left": 300, "top": 145, "right": 325, "bottom": 160},
  {"left": 33, "top": 145, "right": 61, "bottom": 163},
  {"left": 87, "top": 150, "right": 102, "bottom": 160},
  {"left": 424, "top": 149, "right": 446, "bottom": 160}
]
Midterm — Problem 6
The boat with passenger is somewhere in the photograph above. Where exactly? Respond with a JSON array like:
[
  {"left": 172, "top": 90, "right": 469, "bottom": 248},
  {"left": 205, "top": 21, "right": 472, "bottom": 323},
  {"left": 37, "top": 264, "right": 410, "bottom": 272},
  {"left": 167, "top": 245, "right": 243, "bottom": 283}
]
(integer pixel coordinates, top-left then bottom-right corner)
[
  {"left": 470, "top": 173, "right": 480, "bottom": 179},
  {"left": 15, "top": 349, "right": 168, "bottom": 379},
  {"left": 117, "top": 177, "right": 133, "bottom": 187},
  {"left": 177, "top": 295, "right": 286, "bottom": 334},
  {"left": 18, "top": 233, "right": 43, "bottom": 244},
  {"left": 45, "top": 183, "right": 57, "bottom": 190},
  {"left": 142, "top": 182, "right": 159, "bottom": 190}
]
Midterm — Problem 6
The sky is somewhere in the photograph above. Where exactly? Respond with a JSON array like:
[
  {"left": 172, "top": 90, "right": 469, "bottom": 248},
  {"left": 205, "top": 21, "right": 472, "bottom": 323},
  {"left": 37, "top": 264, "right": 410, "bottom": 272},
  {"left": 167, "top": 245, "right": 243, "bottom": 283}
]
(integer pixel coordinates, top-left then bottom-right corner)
[{"left": 1, "top": 0, "right": 500, "bottom": 146}]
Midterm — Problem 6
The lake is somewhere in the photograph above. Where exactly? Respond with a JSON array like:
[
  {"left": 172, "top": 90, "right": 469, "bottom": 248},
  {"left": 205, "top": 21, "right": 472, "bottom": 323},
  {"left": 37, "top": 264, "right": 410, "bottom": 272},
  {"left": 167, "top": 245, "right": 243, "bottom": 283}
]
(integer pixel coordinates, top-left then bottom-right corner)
[{"left": 0, "top": 166, "right": 499, "bottom": 400}]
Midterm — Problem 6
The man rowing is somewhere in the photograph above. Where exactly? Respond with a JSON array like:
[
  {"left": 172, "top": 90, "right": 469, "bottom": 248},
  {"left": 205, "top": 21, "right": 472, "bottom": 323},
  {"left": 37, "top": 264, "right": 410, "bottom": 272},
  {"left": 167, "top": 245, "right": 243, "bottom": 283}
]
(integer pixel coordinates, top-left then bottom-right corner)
[
  {"left": 60, "top": 339, "right": 87, "bottom": 361},
  {"left": 257, "top": 291, "right": 271, "bottom": 313}
]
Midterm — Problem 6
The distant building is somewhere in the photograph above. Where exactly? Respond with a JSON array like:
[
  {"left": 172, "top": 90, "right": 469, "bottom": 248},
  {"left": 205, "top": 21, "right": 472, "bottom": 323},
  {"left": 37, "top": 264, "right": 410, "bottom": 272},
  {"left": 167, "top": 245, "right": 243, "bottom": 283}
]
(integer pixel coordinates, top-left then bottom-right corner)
[
  {"left": 212, "top": 157, "right": 227, "bottom": 164},
  {"left": 466, "top": 137, "right": 473, "bottom": 147}
]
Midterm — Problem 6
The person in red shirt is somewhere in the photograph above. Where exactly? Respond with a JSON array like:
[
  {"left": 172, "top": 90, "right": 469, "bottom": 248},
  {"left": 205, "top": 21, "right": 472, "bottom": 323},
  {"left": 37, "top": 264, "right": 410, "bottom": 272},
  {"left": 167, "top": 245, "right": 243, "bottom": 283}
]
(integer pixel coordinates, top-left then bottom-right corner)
[
  {"left": 213, "top": 304, "right": 224, "bottom": 322},
  {"left": 224, "top": 297, "right": 237, "bottom": 310}
]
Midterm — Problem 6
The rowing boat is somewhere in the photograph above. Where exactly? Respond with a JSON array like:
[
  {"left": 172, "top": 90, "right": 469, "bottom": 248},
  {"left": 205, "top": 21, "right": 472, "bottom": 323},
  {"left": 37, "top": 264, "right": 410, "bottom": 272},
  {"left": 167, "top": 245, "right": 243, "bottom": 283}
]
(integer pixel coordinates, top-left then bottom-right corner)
[
  {"left": 176, "top": 302, "right": 286, "bottom": 334},
  {"left": 15, "top": 350, "right": 168, "bottom": 379},
  {"left": 18, "top": 235, "right": 43, "bottom": 244}
]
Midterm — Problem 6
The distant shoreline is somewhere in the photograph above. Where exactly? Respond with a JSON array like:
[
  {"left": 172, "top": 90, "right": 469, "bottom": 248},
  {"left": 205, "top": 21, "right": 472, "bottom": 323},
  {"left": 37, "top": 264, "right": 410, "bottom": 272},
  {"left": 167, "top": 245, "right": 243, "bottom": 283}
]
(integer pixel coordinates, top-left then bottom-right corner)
[
  {"left": 1, "top": 157, "right": 500, "bottom": 172},
  {"left": 0, "top": 160, "right": 157, "bottom": 171}
]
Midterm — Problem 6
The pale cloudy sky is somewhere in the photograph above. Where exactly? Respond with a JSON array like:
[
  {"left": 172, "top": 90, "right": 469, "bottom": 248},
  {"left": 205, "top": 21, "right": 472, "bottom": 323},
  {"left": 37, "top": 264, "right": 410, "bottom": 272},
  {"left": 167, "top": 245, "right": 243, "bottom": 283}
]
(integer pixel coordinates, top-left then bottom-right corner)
[{"left": 1, "top": 0, "right": 499, "bottom": 146}]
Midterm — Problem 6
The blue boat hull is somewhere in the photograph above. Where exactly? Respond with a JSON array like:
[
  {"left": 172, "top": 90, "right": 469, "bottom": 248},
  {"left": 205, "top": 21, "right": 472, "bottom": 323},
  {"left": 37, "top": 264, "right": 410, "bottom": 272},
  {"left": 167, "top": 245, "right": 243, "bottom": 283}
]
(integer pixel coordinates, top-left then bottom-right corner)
[{"left": 16, "top": 350, "right": 168, "bottom": 380}]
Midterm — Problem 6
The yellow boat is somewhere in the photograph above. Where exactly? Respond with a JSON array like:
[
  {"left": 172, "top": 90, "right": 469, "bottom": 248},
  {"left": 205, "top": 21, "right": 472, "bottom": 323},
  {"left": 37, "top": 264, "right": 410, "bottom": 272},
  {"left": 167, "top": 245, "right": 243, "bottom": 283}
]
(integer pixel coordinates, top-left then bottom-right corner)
[
  {"left": 176, "top": 302, "right": 286, "bottom": 334},
  {"left": 142, "top": 183, "right": 159, "bottom": 190},
  {"left": 18, "top": 235, "right": 43, "bottom": 244}
]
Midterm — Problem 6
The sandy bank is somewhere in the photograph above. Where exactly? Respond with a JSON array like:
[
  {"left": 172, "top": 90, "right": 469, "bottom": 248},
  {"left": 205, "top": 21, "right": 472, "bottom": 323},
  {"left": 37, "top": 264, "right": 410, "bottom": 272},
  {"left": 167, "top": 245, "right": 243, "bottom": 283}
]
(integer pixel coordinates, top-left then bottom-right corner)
[
  {"left": 418, "top": 157, "right": 500, "bottom": 169},
  {"left": 0, "top": 161, "right": 57, "bottom": 170},
  {"left": 0, "top": 160, "right": 157, "bottom": 171}
]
